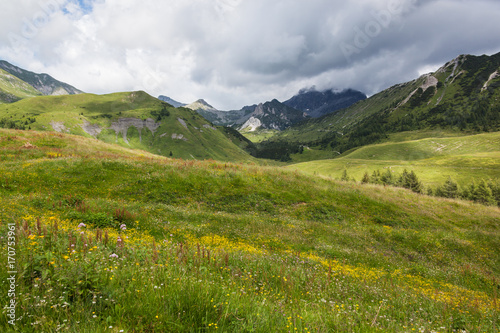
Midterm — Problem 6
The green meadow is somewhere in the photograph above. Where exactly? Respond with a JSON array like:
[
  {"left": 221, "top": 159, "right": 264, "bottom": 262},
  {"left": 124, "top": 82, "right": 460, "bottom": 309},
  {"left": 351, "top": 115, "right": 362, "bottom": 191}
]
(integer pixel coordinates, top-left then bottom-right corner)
[
  {"left": 288, "top": 132, "right": 500, "bottom": 188},
  {"left": 0, "top": 129, "right": 499, "bottom": 332}
]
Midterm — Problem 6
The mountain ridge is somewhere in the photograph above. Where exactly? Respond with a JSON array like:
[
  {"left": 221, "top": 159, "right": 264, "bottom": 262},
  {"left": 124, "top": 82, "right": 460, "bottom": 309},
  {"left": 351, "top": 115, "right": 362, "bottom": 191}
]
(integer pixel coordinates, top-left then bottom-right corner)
[
  {"left": 283, "top": 87, "right": 367, "bottom": 118},
  {"left": 0, "top": 68, "right": 42, "bottom": 103},
  {"left": 190, "top": 98, "right": 308, "bottom": 131},
  {"left": 158, "top": 95, "right": 186, "bottom": 108},
  {"left": 0, "top": 60, "right": 83, "bottom": 96}
]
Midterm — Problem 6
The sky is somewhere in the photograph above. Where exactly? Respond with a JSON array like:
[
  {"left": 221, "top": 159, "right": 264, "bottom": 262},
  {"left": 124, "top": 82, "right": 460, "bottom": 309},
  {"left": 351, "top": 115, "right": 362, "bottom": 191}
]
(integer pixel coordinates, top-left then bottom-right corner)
[{"left": 1, "top": 0, "right": 500, "bottom": 110}]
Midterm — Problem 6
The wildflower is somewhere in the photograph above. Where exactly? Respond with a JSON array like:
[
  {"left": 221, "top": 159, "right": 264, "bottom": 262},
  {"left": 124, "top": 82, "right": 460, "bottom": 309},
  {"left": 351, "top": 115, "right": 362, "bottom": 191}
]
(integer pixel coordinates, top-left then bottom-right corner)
[
  {"left": 78, "top": 223, "right": 86, "bottom": 228},
  {"left": 120, "top": 224, "right": 127, "bottom": 231},
  {"left": 109, "top": 253, "right": 119, "bottom": 258}
]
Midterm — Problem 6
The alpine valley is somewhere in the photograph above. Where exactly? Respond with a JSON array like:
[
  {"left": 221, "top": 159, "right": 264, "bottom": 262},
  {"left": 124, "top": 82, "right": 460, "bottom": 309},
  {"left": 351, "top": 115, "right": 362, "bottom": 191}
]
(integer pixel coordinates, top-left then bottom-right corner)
[{"left": 0, "top": 52, "right": 499, "bottom": 332}]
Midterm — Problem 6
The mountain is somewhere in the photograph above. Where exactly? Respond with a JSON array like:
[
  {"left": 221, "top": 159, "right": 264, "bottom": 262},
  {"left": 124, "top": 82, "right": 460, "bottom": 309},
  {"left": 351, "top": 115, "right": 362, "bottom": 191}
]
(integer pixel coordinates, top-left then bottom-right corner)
[
  {"left": 185, "top": 99, "right": 218, "bottom": 112},
  {"left": 196, "top": 108, "right": 248, "bottom": 127},
  {"left": 0, "top": 91, "right": 254, "bottom": 162},
  {"left": 283, "top": 87, "right": 367, "bottom": 118},
  {"left": 192, "top": 99, "right": 308, "bottom": 131},
  {"left": 271, "top": 52, "right": 500, "bottom": 155},
  {"left": 158, "top": 95, "right": 186, "bottom": 108},
  {"left": 0, "top": 68, "right": 42, "bottom": 103},
  {"left": 237, "top": 99, "right": 308, "bottom": 131},
  {"left": 0, "top": 60, "right": 83, "bottom": 96}
]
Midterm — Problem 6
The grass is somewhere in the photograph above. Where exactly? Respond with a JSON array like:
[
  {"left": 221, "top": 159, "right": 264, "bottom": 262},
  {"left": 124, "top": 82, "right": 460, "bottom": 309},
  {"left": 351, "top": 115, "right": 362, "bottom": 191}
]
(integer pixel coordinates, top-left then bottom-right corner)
[
  {"left": 288, "top": 132, "right": 500, "bottom": 187},
  {"left": 0, "top": 129, "right": 499, "bottom": 332}
]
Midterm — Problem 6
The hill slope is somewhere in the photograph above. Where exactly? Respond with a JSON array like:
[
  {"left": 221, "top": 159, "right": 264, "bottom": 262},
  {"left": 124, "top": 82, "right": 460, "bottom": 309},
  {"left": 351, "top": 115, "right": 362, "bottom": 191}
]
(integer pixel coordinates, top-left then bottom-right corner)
[
  {"left": 0, "top": 128, "right": 499, "bottom": 331},
  {"left": 0, "top": 91, "right": 255, "bottom": 162}
]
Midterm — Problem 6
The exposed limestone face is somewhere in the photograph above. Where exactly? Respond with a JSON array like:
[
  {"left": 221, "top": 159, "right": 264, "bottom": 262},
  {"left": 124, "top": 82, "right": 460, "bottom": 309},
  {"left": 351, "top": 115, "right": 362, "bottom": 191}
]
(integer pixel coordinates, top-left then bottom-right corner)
[
  {"left": 177, "top": 118, "right": 188, "bottom": 129},
  {"left": 109, "top": 118, "right": 161, "bottom": 144},
  {"left": 50, "top": 121, "right": 68, "bottom": 133},
  {"left": 482, "top": 71, "right": 499, "bottom": 91},
  {"left": 400, "top": 74, "right": 438, "bottom": 107},
  {"left": 171, "top": 133, "right": 188, "bottom": 141},
  {"left": 240, "top": 117, "right": 262, "bottom": 131},
  {"left": 253, "top": 104, "right": 265, "bottom": 116},
  {"left": 203, "top": 124, "right": 216, "bottom": 130},
  {"left": 81, "top": 120, "right": 102, "bottom": 138}
]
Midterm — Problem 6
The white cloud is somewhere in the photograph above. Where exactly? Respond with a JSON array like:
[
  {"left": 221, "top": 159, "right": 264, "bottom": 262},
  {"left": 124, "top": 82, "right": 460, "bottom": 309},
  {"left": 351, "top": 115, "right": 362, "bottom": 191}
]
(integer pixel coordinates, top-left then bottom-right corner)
[{"left": 1, "top": 0, "right": 499, "bottom": 110}]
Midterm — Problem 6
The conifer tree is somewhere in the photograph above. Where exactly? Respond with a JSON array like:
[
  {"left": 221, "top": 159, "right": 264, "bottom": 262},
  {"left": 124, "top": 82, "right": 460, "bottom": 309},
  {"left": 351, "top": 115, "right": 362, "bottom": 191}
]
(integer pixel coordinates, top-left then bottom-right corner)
[
  {"left": 488, "top": 180, "right": 500, "bottom": 206},
  {"left": 398, "top": 169, "right": 423, "bottom": 193},
  {"left": 381, "top": 169, "right": 394, "bottom": 185},
  {"left": 436, "top": 177, "right": 459, "bottom": 198},
  {"left": 361, "top": 172, "right": 370, "bottom": 184},
  {"left": 475, "top": 179, "right": 495, "bottom": 205},
  {"left": 371, "top": 170, "right": 381, "bottom": 184}
]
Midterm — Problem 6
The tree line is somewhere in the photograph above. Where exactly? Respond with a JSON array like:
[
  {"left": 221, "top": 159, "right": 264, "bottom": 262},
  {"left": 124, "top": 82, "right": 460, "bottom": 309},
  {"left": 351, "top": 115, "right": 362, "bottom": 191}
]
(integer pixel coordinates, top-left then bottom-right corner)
[{"left": 342, "top": 168, "right": 500, "bottom": 207}]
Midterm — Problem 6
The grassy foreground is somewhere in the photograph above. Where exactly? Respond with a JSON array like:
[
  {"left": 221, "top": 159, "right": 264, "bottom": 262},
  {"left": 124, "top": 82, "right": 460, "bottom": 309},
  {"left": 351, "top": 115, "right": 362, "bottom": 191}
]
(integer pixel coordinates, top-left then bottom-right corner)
[{"left": 0, "top": 129, "right": 499, "bottom": 332}]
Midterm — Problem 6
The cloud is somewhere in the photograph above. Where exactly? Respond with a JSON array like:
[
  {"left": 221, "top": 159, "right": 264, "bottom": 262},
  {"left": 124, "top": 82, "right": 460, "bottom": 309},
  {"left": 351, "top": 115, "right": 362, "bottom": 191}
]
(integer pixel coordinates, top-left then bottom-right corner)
[{"left": 0, "top": 0, "right": 499, "bottom": 109}]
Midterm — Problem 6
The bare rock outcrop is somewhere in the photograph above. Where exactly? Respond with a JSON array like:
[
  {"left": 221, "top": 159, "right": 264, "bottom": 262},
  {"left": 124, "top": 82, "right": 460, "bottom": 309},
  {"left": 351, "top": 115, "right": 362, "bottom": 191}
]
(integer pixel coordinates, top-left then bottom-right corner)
[
  {"left": 109, "top": 118, "right": 161, "bottom": 144},
  {"left": 81, "top": 120, "right": 102, "bottom": 138}
]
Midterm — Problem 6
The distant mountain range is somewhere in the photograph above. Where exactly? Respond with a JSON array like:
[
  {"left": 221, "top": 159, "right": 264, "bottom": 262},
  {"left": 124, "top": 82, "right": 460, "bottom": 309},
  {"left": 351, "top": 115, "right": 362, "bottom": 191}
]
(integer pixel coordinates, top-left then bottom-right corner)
[
  {"left": 0, "top": 60, "right": 82, "bottom": 103},
  {"left": 181, "top": 89, "right": 366, "bottom": 132},
  {"left": 187, "top": 99, "right": 308, "bottom": 131}
]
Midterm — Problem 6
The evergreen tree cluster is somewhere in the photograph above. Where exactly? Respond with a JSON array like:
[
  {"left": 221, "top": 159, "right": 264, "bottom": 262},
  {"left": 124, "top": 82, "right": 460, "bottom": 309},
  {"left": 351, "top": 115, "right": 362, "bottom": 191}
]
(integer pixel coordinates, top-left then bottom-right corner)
[
  {"left": 0, "top": 117, "right": 35, "bottom": 130},
  {"left": 251, "top": 140, "right": 302, "bottom": 162},
  {"left": 355, "top": 169, "right": 500, "bottom": 207},
  {"left": 432, "top": 177, "right": 499, "bottom": 206},
  {"left": 151, "top": 104, "right": 171, "bottom": 121},
  {"left": 359, "top": 169, "right": 423, "bottom": 193}
]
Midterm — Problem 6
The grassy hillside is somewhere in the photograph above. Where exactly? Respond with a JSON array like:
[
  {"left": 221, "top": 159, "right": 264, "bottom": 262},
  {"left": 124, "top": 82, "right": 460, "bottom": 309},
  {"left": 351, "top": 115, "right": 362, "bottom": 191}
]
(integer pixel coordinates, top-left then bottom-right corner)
[
  {"left": 0, "top": 69, "right": 42, "bottom": 103},
  {"left": 0, "top": 92, "right": 255, "bottom": 162},
  {"left": 288, "top": 132, "right": 500, "bottom": 187},
  {"left": 0, "top": 129, "right": 499, "bottom": 332}
]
